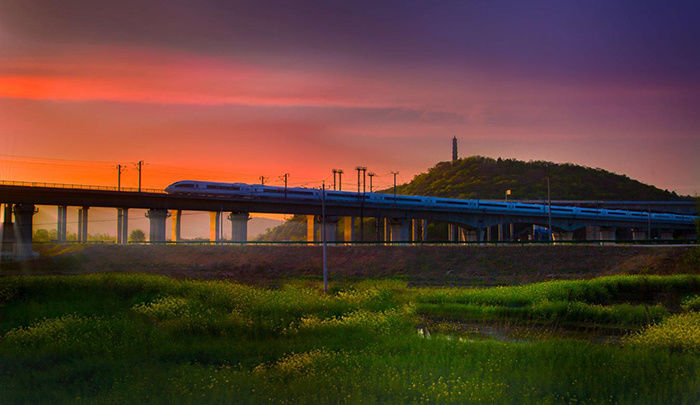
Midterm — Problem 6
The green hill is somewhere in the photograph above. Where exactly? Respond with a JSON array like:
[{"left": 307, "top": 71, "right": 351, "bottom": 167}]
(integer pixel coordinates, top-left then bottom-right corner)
[
  {"left": 256, "top": 156, "right": 688, "bottom": 241},
  {"left": 389, "top": 156, "right": 684, "bottom": 200}
]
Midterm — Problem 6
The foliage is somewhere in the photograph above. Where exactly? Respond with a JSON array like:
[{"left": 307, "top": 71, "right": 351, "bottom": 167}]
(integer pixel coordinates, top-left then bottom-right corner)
[
  {"left": 256, "top": 215, "right": 307, "bottom": 241},
  {"left": 1, "top": 274, "right": 699, "bottom": 404},
  {"left": 129, "top": 229, "right": 146, "bottom": 242},
  {"left": 415, "top": 275, "right": 700, "bottom": 327},
  {"left": 625, "top": 312, "right": 700, "bottom": 353}
]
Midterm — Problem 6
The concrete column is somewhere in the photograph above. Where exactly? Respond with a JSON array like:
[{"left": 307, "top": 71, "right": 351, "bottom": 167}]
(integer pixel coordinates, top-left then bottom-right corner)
[
  {"left": 13, "top": 204, "right": 36, "bottom": 260},
  {"left": 384, "top": 218, "right": 391, "bottom": 242},
  {"left": 509, "top": 223, "right": 515, "bottom": 241},
  {"left": 554, "top": 231, "right": 573, "bottom": 241},
  {"left": 147, "top": 208, "right": 169, "bottom": 242},
  {"left": 1, "top": 204, "right": 15, "bottom": 259},
  {"left": 171, "top": 210, "right": 182, "bottom": 242},
  {"left": 498, "top": 224, "right": 506, "bottom": 242},
  {"left": 659, "top": 230, "right": 673, "bottom": 240},
  {"left": 343, "top": 217, "right": 355, "bottom": 242},
  {"left": 448, "top": 223, "right": 456, "bottom": 242},
  {"left": 320, "top": 216, "right": 339, "bottom": 243},
  {"left": 457, "top": 226, "right": 465, "bottom": 242},
  {"left": 307, "top": 215, "right": 317, "bottom": 243},
  {"left": 412, "top": 219, "right": 421, "bottom": 242},
  {"left": 228, "top": 212, "right": 249, "bottom": 242},
  {"left": 586, "top": 226, "right": 615, "bottom": 241},
  {"left": 77, "top": 207, "right": 89, "bottom": 242},
  {"left": 465, "top": 229, "right": 478, "bottom": 242},
  {"left": 209, "top": 211, "right": 222, "bottom": 242},
  {"left": 117, "top": 208, "right": 129, "bottom": 244},
  {"left": 422, "top": 220, "right": 428, "bottom": 242},
  {"left": 631, "top": 229, "right": 647, "bottom": 241},
  {"left": 390, "top": 219, "right": 411, "bottom": 242},
  {"left": 57, "top": 206, "right": 67, "bottom": 242}
]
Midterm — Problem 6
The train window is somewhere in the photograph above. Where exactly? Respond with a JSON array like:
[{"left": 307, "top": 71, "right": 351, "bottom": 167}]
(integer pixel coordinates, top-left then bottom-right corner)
[
  {"left": 479, "top": 203, "right": 506, "bottom": 208},
  {"left": 178, "top": 184, "right": 195, "bottom": 188},
  {"left": 206, "top": 185, "right": 239, "bottom": 190},
  {"left": 440, "top": 200, "right": 471, "bottom": 205},
  {"left": 514, "top": 205, "right": 540, "bottom": 210}
]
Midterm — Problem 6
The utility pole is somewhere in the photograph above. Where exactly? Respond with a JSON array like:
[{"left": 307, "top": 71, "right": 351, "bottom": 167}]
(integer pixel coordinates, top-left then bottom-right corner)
[
  {"left": 136, "top": 161, "right": 143, "bottom": 192},
  {"left": 116, "top": 164, "right": 124, "bottom": 191},
  {"left": 361, "top": 167, "right": 367, "bottom": 195},
  {"left": 260, "top": 176, "right": 266, "bottom": 185},
  {"left": 368, "top": 172, "right": 375, "bottom": 192},
  {"left": 391, "top": 171, "right": 399, "bottom": 199},
  {"left": 355, "top": 167, "right": 362, "bottom": 196},
  {"left": 283, "top": 173, "right": 289, "bottom": 199},
  {"left": 321, "top": 182, "right": 328, "bottom": 293},
  {"left": 332, "top": 169, "right": 338, "bottom": 191},
  {"left": 547, "top": 175, "right": 552, "bottom": 242},
  {"left": 337, "top": 169, "right": 343, "bottom": 191}
]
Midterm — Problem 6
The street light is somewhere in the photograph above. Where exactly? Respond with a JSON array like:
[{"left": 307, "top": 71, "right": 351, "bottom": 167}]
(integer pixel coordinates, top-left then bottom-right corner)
[{"left": 505, "top": 189, "right": 511, "bottom": 202}]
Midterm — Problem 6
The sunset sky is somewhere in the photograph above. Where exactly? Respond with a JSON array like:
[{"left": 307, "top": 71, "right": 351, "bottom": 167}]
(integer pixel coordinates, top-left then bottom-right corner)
[{"left": 1, "top": 0, "right": 699, "bottom": 195}]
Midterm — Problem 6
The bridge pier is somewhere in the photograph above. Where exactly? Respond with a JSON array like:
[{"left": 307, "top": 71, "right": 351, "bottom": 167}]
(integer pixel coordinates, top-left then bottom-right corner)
[
  {"left": 630, "top": 229, "right": 646, "bottom": 241},
  {"left": 1, "top": 204, "right": 14, "bottom": 259},
  {"left": 209, "top": 211, "right": 222, "bottom": 242},
  {"left": 307, "top": 215, "right": 317, "bottom": 242},
  {"left": 343, "top": 217, "right": 355, "bottom": 242},
  {"left": 57, "top": 206, "right": 67, "bottom": 242},
  {"left": 412, "top": 219, "right": 418, "bottom": 242},
  {"left": 146, "top": 208, "right": 169, "bottom": 242},
  {"left": 321, "top": 216, "right": 339, "bottom": 243},
  {"left": 659, "top": 229, "right": 673, "bottom": 240},
  {"left": 170, "top": 210, "right": 181, "bottom": 242},
  {"left": 228, "top": 212, "right": 249, "bottom": 242},
  {"left": 586, "top": 226, "right": 616, "bottom": 241},
  {"left": 117, "top": 208, "right": 129, "bottom": 244},
  {"left": 77, "top": 207, "right": 89, "bottom": 243},
  {"left": 554, "top": 231, "right": 573, "bottom": 241},
  {"left": 390, "top": 219, "right": 411, "bottom": 242},
  {"left": 448, "top": 223, "right": 457, "bottom": 242},
  {"left": 13, "top": 203, "right": 36, "bottom": 259}
]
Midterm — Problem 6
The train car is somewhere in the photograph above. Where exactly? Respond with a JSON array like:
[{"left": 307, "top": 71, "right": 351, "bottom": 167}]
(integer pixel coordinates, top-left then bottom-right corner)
[{"left": 164, "top": 181, "right": 697, "bottom": 226}]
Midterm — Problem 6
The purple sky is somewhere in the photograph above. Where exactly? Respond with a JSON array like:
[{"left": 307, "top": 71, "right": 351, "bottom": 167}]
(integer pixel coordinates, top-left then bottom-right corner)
[{"left": 0, "top": 0, "right": 698, "bottom": 195}]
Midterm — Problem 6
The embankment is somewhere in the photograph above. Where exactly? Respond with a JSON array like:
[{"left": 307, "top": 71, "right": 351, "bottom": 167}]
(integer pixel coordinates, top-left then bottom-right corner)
[{"left": 2, "top": 244, "right": 697, "bottom": 286}]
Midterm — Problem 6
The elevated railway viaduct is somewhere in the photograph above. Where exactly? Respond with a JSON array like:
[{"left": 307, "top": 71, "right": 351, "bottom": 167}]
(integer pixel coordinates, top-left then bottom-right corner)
[{"left": 0, "top": 182, "right": 696, "bottom": 259}]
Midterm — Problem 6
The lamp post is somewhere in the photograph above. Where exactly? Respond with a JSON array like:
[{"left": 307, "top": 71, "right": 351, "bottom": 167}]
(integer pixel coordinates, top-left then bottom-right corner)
[{"left": 505, "top": 189, "right": 511, "bottom": 202}]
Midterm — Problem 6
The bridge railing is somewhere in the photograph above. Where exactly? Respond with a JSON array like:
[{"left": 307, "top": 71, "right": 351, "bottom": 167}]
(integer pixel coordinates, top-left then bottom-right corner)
[{"left": 0, "top": 180, "right": 165, "bottom": 193}]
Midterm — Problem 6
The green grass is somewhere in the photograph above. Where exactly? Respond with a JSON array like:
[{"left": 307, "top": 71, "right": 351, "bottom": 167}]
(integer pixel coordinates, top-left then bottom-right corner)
[
  {"left": 1, "top": 273, "right": 699, "bottom": 404},
  {"left": 416, "top": 275, "right": 700, "bottom": 328}
]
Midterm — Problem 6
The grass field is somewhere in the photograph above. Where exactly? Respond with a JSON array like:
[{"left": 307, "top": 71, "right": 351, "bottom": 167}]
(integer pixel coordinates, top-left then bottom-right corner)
[{"left": 1, "top": 273, "right": 699, "bottom": 404}]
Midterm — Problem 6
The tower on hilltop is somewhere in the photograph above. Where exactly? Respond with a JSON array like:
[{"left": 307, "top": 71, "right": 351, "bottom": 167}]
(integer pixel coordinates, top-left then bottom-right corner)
[{"left": 452, "top": 136, "right": 458, "bottom": 162}]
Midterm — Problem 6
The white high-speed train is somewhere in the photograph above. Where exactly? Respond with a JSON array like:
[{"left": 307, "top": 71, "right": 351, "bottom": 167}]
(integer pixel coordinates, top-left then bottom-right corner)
[{"left": 165, "top": 180, "right": 697, "bottom": 225}]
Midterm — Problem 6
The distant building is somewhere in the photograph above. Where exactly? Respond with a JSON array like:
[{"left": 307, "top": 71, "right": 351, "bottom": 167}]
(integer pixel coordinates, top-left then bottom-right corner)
[{"left": 452, "top": 136, "right": 458, "bottom": 162}]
